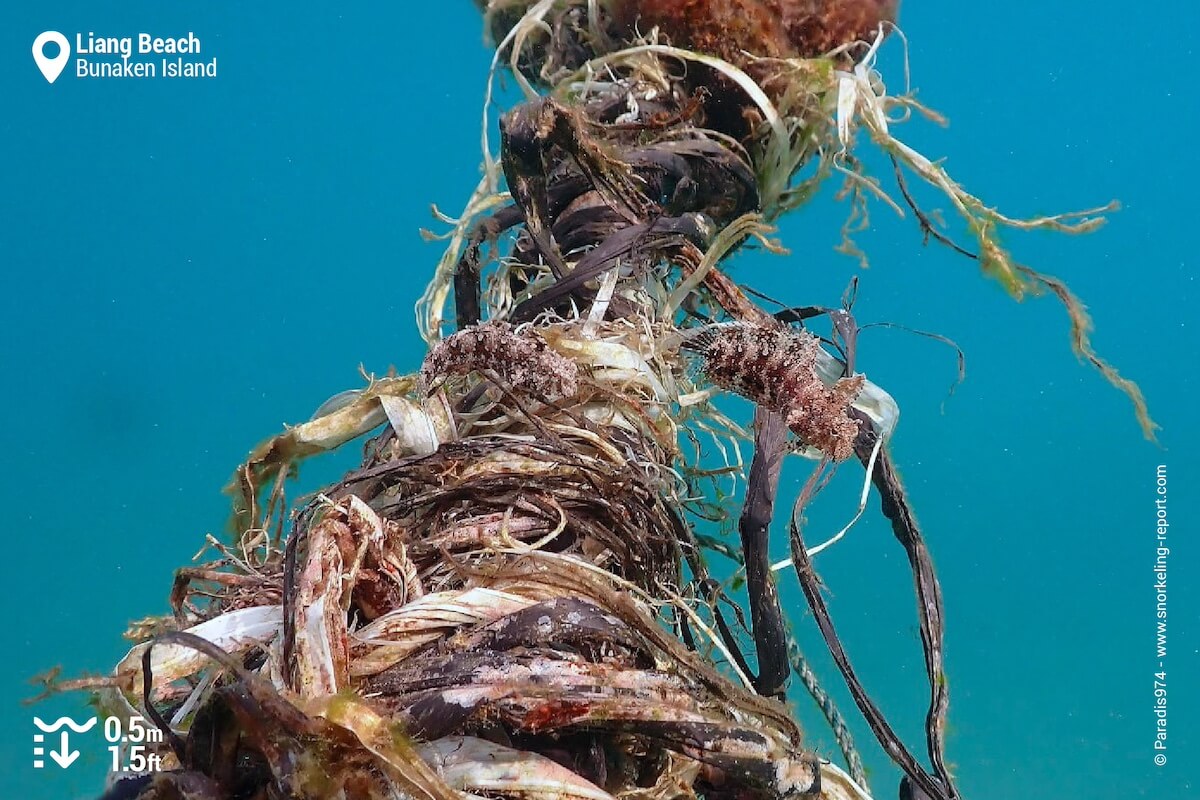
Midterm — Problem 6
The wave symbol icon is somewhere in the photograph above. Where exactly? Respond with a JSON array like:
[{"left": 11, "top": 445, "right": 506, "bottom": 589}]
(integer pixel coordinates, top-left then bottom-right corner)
[{"left": 33, "top": 717, "right": 97, "bottom": 733}]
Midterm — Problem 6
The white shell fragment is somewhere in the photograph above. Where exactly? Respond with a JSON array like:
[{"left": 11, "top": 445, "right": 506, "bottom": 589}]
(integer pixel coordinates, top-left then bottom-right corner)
[
  {"left": 418, "top": 736, "right": 615, "bottom": 800},
  {"left": 351, "top": 588, "right": 537, "bottom": 676},
  {"left": 116, "top": 605, "right": 283, "bottom": 697},
  {"left": 379, "top": 394, "right": 444, "bottom": 456}
]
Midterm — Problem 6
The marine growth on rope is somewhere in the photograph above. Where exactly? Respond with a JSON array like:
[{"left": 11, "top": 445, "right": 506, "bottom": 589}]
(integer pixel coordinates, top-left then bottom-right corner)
[{"left": 612, "top": 0, "right": 899, "bottom": 62}]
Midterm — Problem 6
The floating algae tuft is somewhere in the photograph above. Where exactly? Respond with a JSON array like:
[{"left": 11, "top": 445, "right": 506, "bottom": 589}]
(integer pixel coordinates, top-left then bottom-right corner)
[{"left": 41, "top": 3, "right": 1153, "bottom": 800}]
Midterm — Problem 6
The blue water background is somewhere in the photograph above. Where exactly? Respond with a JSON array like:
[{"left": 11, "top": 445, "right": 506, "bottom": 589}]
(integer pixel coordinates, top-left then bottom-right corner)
[{"left": 1, "top": 2, "right": 1195, "bottom": 798}]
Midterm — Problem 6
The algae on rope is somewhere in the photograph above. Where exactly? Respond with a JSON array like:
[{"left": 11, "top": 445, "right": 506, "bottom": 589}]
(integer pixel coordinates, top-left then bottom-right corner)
[{"left": 35, "top": 4, "right": 1153, "bottom": 800}]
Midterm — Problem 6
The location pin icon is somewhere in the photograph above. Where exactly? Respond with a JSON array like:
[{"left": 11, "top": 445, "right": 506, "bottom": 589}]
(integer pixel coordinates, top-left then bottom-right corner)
[{"left": 32, "top": 31, "right": 70, "bottom": 83}]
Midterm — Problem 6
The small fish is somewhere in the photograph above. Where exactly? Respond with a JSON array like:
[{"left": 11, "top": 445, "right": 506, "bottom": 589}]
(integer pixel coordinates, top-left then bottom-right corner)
[
  {"left": 690, "top": 322, "right": 864, "bottom": 460},
  {"left": 309, "top": 388, "right": 364, "bottom": 421},
  {"left": 421, "top": 320, "right": 578, "bottom": 400}
]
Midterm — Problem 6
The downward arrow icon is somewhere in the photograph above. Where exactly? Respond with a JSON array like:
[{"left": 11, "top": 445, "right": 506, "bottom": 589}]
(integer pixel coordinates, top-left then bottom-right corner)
[{"left": 49, "top": 731, "right": 79, "bottom": 768}]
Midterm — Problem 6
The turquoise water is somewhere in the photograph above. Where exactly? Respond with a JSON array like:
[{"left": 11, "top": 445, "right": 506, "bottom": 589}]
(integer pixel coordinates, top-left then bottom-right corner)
[{"left": 2, "top": 3, "right": 1195, "bottom": 798}]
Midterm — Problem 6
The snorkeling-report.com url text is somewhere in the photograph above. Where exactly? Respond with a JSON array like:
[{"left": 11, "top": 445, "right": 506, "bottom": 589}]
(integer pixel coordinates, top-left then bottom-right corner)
[{"left": 1152, "top": 463, "right": 1168, "bottom": 766}]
